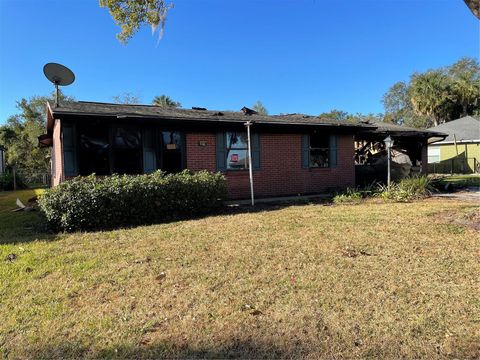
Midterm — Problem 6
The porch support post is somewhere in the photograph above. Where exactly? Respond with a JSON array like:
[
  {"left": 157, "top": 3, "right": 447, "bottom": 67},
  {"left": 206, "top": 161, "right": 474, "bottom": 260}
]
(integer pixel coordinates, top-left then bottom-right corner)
[{"left": 245, "top": 120, "right": 255, "bottom": 206}]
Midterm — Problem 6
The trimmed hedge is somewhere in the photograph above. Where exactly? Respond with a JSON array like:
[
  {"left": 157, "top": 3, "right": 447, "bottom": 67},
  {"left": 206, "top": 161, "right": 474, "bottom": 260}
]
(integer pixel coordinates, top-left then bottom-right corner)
[{"left": 38, "top": 170, "right": 228, "bottom": 232}]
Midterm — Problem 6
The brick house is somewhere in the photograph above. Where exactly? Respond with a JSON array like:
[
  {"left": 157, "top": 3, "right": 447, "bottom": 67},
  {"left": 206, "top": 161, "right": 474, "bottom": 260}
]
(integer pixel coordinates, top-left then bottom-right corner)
[{"left": 39, "top": 101, "right": 442, "bottom": 199}]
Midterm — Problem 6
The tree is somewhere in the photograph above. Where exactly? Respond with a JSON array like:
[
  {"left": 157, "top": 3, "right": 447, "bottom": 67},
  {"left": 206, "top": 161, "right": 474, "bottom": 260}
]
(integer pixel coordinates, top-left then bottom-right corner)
[
  {"left": 382, "top": 81, "right": 431, "bottom": 128},
  {"left": 409, "top": 70, "right": 454, "bottom": 126},
  {"left": 152, "top": 95, "right": 181, "bottom": 108},
  {"left": 382, "top": 57, "right": 480, "bottom": 128},
  {"left": 112, "top": 92, "right": 141, "bottom": 104},
  {"left": 0, "top": 91, "right": 74, "bottom": 182},
  {"left": 464, "top": 0, "right": 480, "bottom": 19},
  {"left": 318, "top": 109, "right": 348, "bottom": 121},
  {"left": 100, "top": 0, "right": 173, "bottom": 44},
  {"left": 252, "top": 101, "right": 268, "bottom": 115},
  {"left": 448, "top": 57, "right": 480, "bottom": 116}
]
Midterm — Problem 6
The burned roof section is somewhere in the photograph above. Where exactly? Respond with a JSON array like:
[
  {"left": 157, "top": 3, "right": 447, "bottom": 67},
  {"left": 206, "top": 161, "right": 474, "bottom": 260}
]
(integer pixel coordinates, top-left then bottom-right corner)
[
  {"left": 46, "top": 100, "right": 375, "bottom": 130},
  {"left": 45, "top": 100, "right": 446, "bottom": 140}
]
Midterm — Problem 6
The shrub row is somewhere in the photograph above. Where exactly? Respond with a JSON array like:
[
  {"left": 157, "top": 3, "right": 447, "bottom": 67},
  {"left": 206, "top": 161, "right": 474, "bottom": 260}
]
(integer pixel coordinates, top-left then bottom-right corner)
[
  {"left": 376, "top": 176, "right": 432, "bottom": 202},
  {"left": 38, "top": 170, "right": 228, "bottom": 232},
  {"left": 333, "top": 176, "right": 432, "bottom": 204}
]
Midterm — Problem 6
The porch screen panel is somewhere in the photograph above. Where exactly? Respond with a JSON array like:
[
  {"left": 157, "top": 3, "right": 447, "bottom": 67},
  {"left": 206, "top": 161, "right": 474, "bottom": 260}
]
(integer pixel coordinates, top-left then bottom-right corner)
[
  {"left": 301, "top": 134, "right": 310, "bottom": 169},
  {"left": 161, "top": 131, "right": 184, "bottom": 173},
  {"left": 143, "top": 129, "right": 157, "bottom": 174},
  {"left": 112, "top": 127, "right": 142, "bottom": 174},
  {"left": 63, "top": 123, "right": 77, "bottom": 176},
  {"left": 78, "top": 123, "right": 110, "bottom": 176},
  {"left": 216, "top": 132, "right": 226, "bottom": 171},
  {"left": 329, "top": 135, "right": 337, "bottom": 168}
]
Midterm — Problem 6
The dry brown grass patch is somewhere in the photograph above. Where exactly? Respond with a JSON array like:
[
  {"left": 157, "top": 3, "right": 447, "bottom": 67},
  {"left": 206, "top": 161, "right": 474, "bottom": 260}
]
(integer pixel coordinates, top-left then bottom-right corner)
[{"left": 1, "top": 195, "right": 479, "bottom": 359}]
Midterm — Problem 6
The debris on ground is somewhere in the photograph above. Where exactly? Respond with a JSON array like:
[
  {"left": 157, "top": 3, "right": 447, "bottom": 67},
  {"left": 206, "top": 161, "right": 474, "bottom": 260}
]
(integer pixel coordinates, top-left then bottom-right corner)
[
  {"left": 454, "top": 209, "right": 480, "bottom": 231},
  {"left": 341, "top": 246, "right": 371, "bottom": 258},
  {"left": 5, "top": 253, "right": 17, "bottom": 262},
  {"left": 28, "top": 196, "right": 38, "bottom": 204},
  {"left": 434, "top": 208, "right": 480, "bottom": 231},
  {"left": 12, "top": 198, "right": 35, "bottom": 212},
  {"left": 155, "top": 272, "right": 166, "bottom": 282},
  {"left": 133, "top": 257, "right": 151, "bottom": 264}
]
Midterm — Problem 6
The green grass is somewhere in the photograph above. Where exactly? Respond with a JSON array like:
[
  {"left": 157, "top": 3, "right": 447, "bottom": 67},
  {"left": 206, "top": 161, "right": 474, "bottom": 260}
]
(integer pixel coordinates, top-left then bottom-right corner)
[
  {"left": 1, "top": 190, "right": 479, "bottom": 359},
  {"left": 0, "top": 189, "right": 47, "bottom": 244},
  {"left": 435, "top": 174, "right": 480, "bottom": 188}
]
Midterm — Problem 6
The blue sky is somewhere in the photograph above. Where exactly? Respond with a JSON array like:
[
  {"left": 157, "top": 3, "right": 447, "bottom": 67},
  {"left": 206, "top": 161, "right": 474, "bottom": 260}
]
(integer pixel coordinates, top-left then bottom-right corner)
[{"left": 0, "top": 0, "right": 478, "bottom": 123}]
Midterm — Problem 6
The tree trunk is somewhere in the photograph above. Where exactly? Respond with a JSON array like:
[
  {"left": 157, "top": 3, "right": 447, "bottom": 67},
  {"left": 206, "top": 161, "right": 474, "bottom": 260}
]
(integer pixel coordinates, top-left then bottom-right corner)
[{"left": 462, "top": 103, "right": 468, "bottom": 117}]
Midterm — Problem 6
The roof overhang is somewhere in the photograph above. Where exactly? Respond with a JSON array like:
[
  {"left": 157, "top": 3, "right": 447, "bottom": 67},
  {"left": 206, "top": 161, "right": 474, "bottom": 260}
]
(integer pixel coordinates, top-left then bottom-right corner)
[{"left": 49, "top": 110, "right": 377, "bottom": 133}]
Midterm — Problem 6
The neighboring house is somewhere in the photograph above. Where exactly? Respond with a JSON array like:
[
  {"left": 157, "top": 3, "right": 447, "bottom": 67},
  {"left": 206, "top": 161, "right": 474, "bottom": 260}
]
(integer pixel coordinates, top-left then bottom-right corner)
[
  {"left": 427, "top": 116, "right": 480, "bottom": 174},
  {"left": 0, "top": 146, "right": 5, "bottom": 175},
  {"left": 39, "top": 101, "right": 443, "bottom": 199}
]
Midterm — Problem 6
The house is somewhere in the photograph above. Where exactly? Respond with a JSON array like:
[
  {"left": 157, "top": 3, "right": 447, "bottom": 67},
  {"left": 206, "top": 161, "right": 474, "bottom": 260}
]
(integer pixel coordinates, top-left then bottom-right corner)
[
  {"left": 39, "top": 101, "right": 444, "bottom": 199},
  {"left": 427, "top": 116, "right": 480, "bottom": 174}
]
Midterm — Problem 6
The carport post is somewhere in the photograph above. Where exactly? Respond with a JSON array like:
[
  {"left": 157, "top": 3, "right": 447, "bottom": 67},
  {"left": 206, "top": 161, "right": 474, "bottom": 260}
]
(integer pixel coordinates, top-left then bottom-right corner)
[
  {"left": 383, "top": 136, "right": 394, "bottom": 188},
  {"left": 245, "top": 120, "right": 255, "bottom": 206}
]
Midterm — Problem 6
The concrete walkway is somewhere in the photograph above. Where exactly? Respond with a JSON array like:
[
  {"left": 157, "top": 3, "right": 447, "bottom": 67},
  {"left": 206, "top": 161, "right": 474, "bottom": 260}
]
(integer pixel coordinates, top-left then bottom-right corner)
[{"left": 432, "top": 187, "right": 480, "bottom": 202}]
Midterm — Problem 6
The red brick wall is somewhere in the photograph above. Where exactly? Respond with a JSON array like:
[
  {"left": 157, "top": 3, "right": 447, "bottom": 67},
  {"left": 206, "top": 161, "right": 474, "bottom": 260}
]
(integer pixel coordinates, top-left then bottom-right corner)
[
  {"left": 51, "top": 119, "right": 63, "bottom": 186},
  {"left": 186, "top": 133, "right": 217, "bottom": 172},
  {"left": 186, "top": 132, "right": 355, "bottom": 199}
]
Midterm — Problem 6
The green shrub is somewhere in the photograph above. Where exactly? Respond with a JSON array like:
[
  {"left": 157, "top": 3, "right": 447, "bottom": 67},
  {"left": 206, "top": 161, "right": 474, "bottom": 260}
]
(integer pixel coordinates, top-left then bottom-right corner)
[
  {"left": 333, "top": 183, "right": 379, "bottom": 204},
  {"left": 333, "top": 188, "right": 363, "bottom": 204},
  {"left": 377, "top": 176, "right": 432, "bottom": 202},
  {"left": 38, "top": 170, "right": 228, "bottom": 232}
]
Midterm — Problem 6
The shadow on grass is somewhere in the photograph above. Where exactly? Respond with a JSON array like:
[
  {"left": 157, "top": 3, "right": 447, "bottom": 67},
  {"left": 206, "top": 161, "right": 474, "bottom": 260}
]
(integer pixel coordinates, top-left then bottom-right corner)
[
  {"left": 0, "top": 197, "right": 332, "bottom": 245},
  {"left": 23, "top": 338, "right": 315, "bottom": 360}
]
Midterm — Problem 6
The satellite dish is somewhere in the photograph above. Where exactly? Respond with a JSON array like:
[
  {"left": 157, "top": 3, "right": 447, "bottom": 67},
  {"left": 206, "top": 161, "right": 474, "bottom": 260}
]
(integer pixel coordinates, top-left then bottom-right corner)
[{"left": 43, "top": 63, "right": 75, "bottom": 107}]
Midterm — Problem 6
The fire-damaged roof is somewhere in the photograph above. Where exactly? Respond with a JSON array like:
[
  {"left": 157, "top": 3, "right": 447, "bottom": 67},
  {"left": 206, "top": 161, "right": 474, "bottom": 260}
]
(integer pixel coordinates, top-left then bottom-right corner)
[
  {"left": 42, "top": 100, "right": 446, "bottom": 141},
  {"left": 360, "top": 121, "right": 447, "bottom": 141},
  {"left": 45, "top": 100, "right": 375, "bottom": 130}
]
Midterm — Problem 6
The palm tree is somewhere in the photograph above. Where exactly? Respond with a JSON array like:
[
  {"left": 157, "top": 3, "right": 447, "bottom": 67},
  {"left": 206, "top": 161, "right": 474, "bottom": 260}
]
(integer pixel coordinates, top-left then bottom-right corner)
[
  {"left": 451, "top": 74, "right": 480, "bottom": 116},
  {"left": 409, "top": 71, "right": 452, "bottom": 126},
  {"left": 152, "top": 95, "right": 181, "bottom": 109}
]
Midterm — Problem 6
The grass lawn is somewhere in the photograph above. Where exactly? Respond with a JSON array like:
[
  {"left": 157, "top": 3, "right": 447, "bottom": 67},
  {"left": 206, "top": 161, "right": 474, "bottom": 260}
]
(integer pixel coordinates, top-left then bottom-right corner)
[
  {"left": 1, "top": 189, "right": 479, "bottom": 359},
  {"left": 434, "top": 174, "right": 480, "bottom": 188}
]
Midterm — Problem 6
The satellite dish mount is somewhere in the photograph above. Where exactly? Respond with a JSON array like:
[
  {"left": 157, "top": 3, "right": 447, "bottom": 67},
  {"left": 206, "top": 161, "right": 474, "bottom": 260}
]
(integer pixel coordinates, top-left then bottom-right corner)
[{"left": 43, "top": 63, "right": 75, "bottom": 107}]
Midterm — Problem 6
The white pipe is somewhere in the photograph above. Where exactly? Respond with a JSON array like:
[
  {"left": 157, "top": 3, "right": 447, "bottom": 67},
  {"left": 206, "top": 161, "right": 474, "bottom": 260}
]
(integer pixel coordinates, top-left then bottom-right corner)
[{"left": 245, "top": 121, "right": 255, "bottom": 206}]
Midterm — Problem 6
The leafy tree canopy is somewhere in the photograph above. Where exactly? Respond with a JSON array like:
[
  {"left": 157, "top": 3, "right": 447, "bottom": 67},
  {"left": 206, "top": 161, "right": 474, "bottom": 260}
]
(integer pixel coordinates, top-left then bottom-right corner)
[
  {"left": 0, "top": 91, "right": 74, "bottom": 182},
  {"left": 252, "top": 101, "right": 268, "bottom": 115},
  {"left": 100, "top": 0, "right": 173, "bottom": 44},
  {"left": 382, "top": 57, "right": 480, "bottom": 128},
  {"left": 152, "top": 94, "right": 181, "bottom": 108},
  {"left": 112, "top": 92, "right": 141, "bottom": 104},
  {"left": 318, "top": 110, "right": 383, "bottom": 124}
]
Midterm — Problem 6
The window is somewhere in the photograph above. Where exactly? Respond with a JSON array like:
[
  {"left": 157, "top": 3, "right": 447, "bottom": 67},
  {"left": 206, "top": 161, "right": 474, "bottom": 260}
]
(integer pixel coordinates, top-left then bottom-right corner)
[
  {"left": 161, "top": 131, "right": 184, "bottom": 173},
  {"left": 112, "top": 127, "right": 142, "bottom": 174},
  {"left": 78, "top": 124, "right": 110, "bottom": 175},
  {"left": 226, "top": 132, "right": 249, "bottom": 170},
  {"left": 309, "top": 133, "right": 330, "bottom": 168}
]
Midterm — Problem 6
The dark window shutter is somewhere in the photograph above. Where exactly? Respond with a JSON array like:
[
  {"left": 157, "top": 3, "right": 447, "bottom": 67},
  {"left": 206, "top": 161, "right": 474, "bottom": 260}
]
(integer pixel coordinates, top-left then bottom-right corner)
[
  {"left": 143, "top": 129, "right": 156, "bottom": 173},
  {"left": 301, "top": 134, "right": 310, "bottom": 169},
  {"left": 252, "top": 133, "right": 261, "bottom": 170},
  {"left": 216, "top": 132, "right": 226, "bottom": 171},
  {"left": 62, "top": 123, "right": 77, "bottom": 176},
  {"left": 329, "top": 135, "right": 337, "bottom": 168}
]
